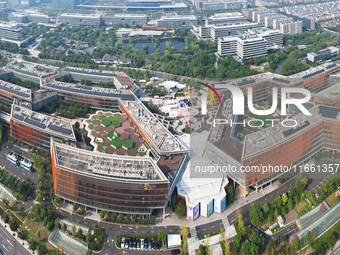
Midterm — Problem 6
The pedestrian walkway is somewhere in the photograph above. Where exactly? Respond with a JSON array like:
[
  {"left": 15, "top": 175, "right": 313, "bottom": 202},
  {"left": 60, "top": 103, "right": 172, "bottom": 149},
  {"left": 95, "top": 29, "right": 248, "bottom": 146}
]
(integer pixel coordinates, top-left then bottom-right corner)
[
  {"left": 222, "top": 217, "right": 230, "bottom": 231},
  {"left": 190, "top": 226, "right": 197, "bottom": 239}
]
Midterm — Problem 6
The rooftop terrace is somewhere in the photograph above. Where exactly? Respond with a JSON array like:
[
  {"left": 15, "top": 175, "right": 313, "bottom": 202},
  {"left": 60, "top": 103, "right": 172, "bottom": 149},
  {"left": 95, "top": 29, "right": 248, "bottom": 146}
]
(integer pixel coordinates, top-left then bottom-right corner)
[
  {"left": 52, "top": 140, "right": 167, "bottom": 182},
  {"left": 11, "top": 105, "right": 76, "bottom": 140},
  {"left": 121, "top": 97, "right": 187, "bottom": 154}
]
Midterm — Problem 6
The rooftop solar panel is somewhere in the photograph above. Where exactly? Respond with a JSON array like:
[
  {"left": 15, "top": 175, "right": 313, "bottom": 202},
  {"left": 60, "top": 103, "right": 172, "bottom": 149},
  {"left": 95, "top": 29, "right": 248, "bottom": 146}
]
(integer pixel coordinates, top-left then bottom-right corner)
[
  {"left": 64, "top": 68, "right": 117, "bottom": 77},
  {"left": 30, "top": 116, "right": 41, "bottom": 122},
  {"left": 24, "top": 118, "right": 46, "bottom": 129},
  {"left": 45, "top": 83, "right": 135, "bottom": 101},
  {"left": 283, "top": 121, "right": 310, "bottom": 137},
  {"left": 272, "top": 77, "right": 290, "bottom": 84},
  {"left": 238, "top": 79, "right": 255, "bottom": 86},
  {"left": 0, "top": 83, "right": 30, "bottom": 98},
  {"left": 13, "top": 114, "right": 24, "bottom": 121},
  {"left": 8, "top": 66, "right": 39, "bottom": 77},
  {"left": 48, "top": 124, "right": 72, "bottom": 135},
  {"left": 302, "top": 69, "right": 324, "bottom": 79},
  {"left": 326, "top": 63, "right": 336, "bottom": 69},
  {"left": 76, "top": 85, "right": 92, "bottom": 90}
]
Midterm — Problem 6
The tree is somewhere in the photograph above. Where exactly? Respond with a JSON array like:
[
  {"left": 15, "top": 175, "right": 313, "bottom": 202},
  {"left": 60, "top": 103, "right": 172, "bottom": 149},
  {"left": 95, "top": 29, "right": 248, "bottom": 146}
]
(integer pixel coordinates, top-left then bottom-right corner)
[
  {"left": 240, "top": 241, "right": 251, "bottom": 255},
  {"left": 73, "top": 203, "right": 79, "bottom": 212},
  {"left": 100, "top": 211, "right": 106, "bottom": 219},
  {"left": 220, "top": 228, "right": 230, "bottom": 255},
  {"left": 306, "top": 230, "right": 312, "bottom": 246},
  {"left": 206, "top": 234, "right": 213, "bottom": 255},
  {"left": 71, "top": 225, "right": 76, "bottom": 236},
  {"left": 287, "top": 198, "right": 294, "bottom": 210},
  {"left": 115, "top": 232, "right": 122, "bottom": 248},
  {"left": 20, "top": 205, "right": 25, "bottom": 214},
  {"left": 180, "top": 222, "right": 189, "bottom": 255},
  {"left": 37, "top": 231, "right": 40, "bottom": 241},
  {"left": 77, "top": 228, "right": 83, "bottom": 239},
  {"left": 312, "top": 228, "right": 316, "bottom": 242},
  {"left": 158, "top": 230, "right": 167, "bottom": 248},
  {"left": 175, "top": 199, "right": 186, "bottom": 219}
]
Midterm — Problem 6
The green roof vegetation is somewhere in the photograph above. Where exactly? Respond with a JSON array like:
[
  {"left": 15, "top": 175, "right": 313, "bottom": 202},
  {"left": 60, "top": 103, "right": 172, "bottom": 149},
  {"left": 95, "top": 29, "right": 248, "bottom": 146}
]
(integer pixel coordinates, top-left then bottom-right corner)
[
  {"left": 88, "top": 124, "right": 94, "bottom": 129},
  {"left": 111, "top": 138, "right": 134, "bottom": 149},
  {"left": 101, "top": 118, "right": 111, "bottom": 126},
  {"left": 111, "top": 119, "right": 121, "bottom": 127},
  {"left": 107, "top": 130, "right": 119, "bottom": 139}
]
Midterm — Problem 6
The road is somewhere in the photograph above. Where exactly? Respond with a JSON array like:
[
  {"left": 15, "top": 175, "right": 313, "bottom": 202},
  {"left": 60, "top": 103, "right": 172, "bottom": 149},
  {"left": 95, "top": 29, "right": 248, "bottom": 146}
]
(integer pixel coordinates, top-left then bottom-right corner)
[
  {"left": 0, "top": 138, "right": 37, "bottom": 210},
  {"left": 0, "top": 224, "right": 30, "bottom": 255}
]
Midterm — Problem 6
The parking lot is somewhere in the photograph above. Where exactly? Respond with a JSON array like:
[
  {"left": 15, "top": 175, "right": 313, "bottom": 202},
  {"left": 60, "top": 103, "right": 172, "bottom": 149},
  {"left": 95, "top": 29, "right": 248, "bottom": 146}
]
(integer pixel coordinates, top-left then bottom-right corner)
[{"left": 121, "top": 237, "right": 162, "bottom": 250}]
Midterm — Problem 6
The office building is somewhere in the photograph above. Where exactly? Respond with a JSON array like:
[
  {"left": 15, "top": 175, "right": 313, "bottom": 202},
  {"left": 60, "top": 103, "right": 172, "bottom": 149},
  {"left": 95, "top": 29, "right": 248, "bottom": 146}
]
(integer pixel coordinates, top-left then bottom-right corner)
[
  {"left": 10, "top": 105, "right": 76, "bottom": 147},
  {"left": 52, "top": 0, "right": 77, "bottom": 9},
  {"left": 59, "top": 14, "right": 102, "bottom": 27},
  {"left": 156, "top": 15, "right": 198, "bottom": 30},
  {"left": 0, "top": 22, "right": 23, "bottom": 40},
  {"left": 307, "top": 47, "right": 339, "bottom": 63},
  {"left": 205, "top": 12, "right": 246, "bottom": 26},
  {"left": 102, "top": 14, "right": 147, "bottom": 26},
  {"left": 210, "top": 22, "right": 263, "bottom": 40},
  {"left": 217, "top": 29, "right": 282, "bottom": 58},
  {"left": 8, "top": 13, "right": 28, "bottom": 23},
  {"left": 51, "top": 139, "right": 170, "bottom": 215},
  {"left": 28, "top": 13, "right": 50, "bottom": 24}
]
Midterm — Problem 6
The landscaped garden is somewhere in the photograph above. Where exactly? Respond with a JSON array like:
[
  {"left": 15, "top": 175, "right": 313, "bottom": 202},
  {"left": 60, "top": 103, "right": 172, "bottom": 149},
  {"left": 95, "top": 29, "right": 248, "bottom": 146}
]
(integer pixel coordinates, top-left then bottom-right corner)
[{"left": 84, "top": 111, "right": 147, "bottom": 156}]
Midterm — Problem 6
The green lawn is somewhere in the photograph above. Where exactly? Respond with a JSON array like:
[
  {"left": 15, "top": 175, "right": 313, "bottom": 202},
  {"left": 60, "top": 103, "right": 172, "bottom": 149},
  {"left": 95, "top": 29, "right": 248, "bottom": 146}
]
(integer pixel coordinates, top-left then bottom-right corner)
[
  {"left": 101, "top": 118, "right": 111, "bottom": 126},
  {"left": 111, "top": 138, "right": 134, "bottom": 149},
  {"left": 112, "top": 119, "right": 121, "bottom": 127}
]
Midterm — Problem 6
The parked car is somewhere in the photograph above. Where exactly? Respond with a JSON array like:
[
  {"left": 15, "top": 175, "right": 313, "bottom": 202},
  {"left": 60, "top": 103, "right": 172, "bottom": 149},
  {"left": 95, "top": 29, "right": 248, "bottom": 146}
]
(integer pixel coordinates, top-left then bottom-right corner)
[
  {"left": 172, "top": 249, "right": 181, "bottom": 255},
  {"left": 148, "top": 239, "right": 153, "bottom": 249},
  {"left": 133, "top": 238, "right": 137, "bottom": 248},
  {"left": 137, "top": 239, "right": 141, "bottom": 248},
  {"left": 129, "top": 239, "right": 133, "bottom": 248},
  {"left": 141, "top": 239, "right": 144, "bottom": 249},
  {"left": 144, "top": 238, "right": 148, "bottom": 249},
  {"left": 121, "top": 237, "right": 125, "bottom": 248}
]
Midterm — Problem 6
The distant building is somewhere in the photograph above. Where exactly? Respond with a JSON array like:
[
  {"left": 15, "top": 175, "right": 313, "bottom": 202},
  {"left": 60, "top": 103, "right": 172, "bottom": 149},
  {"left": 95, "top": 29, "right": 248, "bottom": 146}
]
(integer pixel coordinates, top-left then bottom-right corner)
[
  {"left": 102, "top": 54, "right": 118, "bottom": 64},
  {"left": 0, "top": 22, "right": 23, "bottom": 40},
  {"left": 156, "top": 15, "right": 198, "bottom": 30},
  {"left": 9, "top": 13, "right": 28, "bottom": 23},
  {"left": 210, "top": 22, "right": 263, "bottom": 41},
  {"left": 27, "top": 13, "right": 50, "bottom": 24},
  {"left": 205, "top": 12, "right": 246, "bottom": 26},
  {"left": 52, "top": 0, "right": 77, "bottom": 9},
  {"left": 307, "top": 47, "right": 339, "bottom": 62},
  {"left": 59, "top": 13, "right": 102, "bottom": 27},
  {"left": 116, "top": 28, "right": 164, "bottom": 38},
  {"left": 192, "top": 0, "right": 247, "bottom": 11},
  {"left": 102, "top": 14, "right": 148, "bottom": 26},
  {"left": 218, "top": 29, "right": 282, "bottom": 59}
]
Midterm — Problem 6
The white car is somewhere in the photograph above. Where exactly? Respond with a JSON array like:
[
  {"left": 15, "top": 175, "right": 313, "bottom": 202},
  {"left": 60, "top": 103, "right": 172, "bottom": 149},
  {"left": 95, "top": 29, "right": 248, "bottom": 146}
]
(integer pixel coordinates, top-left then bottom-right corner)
[
  {"left": 121, "top": 237, "right": 125, "bottom": 248},
  {"left": 141, "top": 239, "right": 144, "bottom": 249}
]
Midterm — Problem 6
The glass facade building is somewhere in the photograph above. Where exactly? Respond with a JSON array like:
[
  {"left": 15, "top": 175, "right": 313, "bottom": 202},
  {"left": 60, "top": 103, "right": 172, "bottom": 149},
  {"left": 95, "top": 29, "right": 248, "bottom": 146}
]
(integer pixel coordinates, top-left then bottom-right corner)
[{"left": 51, "top": 140, "right": 170, "bottom": 214}]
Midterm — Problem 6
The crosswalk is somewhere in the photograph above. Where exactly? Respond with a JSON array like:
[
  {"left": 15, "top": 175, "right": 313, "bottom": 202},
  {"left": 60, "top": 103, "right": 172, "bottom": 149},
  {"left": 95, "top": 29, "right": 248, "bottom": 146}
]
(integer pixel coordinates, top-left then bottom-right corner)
[
  {"left": 222, "top": 217, "right": 230, "bottom": 230},
  {"left": 190, "top": 226, "right": 197, "bottom": 240}
]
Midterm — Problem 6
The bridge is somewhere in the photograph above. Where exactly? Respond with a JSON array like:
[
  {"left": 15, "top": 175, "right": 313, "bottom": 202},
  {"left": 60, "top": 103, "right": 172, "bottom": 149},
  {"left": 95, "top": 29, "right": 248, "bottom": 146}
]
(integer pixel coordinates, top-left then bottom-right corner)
[{"left": 0, "top": 111, "right": 10, "bottom": 125}]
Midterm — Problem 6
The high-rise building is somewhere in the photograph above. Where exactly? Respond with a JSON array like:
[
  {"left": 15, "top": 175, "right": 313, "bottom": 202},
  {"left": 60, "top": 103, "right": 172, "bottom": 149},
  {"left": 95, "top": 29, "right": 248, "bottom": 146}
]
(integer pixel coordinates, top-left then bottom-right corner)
[{"left": 52, "top": 0, "right": 77, "bottom": 9}]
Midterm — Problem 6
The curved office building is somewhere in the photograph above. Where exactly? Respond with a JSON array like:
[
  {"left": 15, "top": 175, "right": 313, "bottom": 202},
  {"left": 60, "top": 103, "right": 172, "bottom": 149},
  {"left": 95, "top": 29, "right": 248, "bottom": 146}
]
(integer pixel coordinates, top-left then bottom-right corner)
[{"left": 51, "top": 139, "right": 170, "bottom": 214}]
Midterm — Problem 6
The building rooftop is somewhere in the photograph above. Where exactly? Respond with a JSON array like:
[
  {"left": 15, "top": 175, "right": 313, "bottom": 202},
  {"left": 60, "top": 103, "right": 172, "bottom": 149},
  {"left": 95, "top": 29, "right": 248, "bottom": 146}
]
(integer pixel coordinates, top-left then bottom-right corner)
[
  {"left": 121, "top": 94, "right": 187, "bottom": 154},
  {"left": 42, "top": 81, "right": 135, "bottom": 101},
  {"left": 290, "top": 62, "right": 339, "bottom": 79},
  {"left": 0, "top": 78, "right": 31, "bottom": 100},
  {"left": 158, "top": 15, "right": 197, "bottom": 21},
  {"left": 313, "top": 83, "right": 340, "bottom": 100},
  {"left": 52, "top": 140, "right": 168, "bottom": 182},
  {"left": 60, "top": 13, "right": 101, "bottom": 19},
  {"left": 0, "top": 22, "right": 22, "bottom": 29},
  {"left": 242, "top": 105, "right": 340, "bottom": 158},
  {"left": 11, "top": 105, "right": 76, "bottom": 141}
]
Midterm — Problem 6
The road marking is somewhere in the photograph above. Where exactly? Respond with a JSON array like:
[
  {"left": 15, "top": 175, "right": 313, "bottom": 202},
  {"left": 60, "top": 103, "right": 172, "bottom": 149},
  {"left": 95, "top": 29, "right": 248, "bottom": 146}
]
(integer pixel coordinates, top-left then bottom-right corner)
[
  {"left": 6, "top": 239, "right": 13, "bottom": 246},
  {"left": 1, "top": 244, "right": 9, "bottom": 253},
  {"left": 211, "top": 226, "right": 215, "bottom": 228}
]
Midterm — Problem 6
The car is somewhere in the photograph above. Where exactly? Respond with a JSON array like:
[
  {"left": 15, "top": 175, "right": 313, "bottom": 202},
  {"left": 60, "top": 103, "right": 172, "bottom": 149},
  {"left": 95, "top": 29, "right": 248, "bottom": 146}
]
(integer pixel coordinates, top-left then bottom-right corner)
[
  {"left": 121, "top": 237, "right": 125, "bottom": 248},
  {"left": 154, "top": 240, "right": 161, "bottom": 249},
  {"left": 144, "top": 238, "right": 148, "bottom": 249},
  {"left": 133, "top": 238, "right": 137, "bottom": 248},
  {"left": 137, "top": 239, "right": 141, "bottom": 248},
  {"left": 129, "top": 239, "right": 133, "bottom": 248},
  {"left": 172, "top": 249, "right": 181, "bottom": 255},
  {"left": 0, "top": 249, "right": 3, "bottom": 255},
  {"left": 148, "top": 240, "right": 153, "bottom": 249},
  {"left": 124, "top": 239, "right": 129, "bottom": 249}
]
